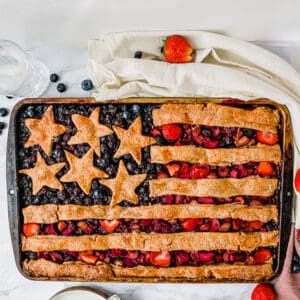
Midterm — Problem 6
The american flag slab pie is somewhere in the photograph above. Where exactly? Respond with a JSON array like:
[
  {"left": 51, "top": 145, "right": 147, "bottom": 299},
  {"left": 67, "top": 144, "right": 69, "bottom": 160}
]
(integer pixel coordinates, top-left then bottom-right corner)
[{"left": 10, "top": 98, "right": 293, "bottom": 282}]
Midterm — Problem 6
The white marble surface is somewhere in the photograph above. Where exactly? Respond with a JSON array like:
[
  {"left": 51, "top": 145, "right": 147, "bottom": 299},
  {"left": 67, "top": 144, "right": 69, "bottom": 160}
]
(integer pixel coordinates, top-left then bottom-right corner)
[{"left": 1, "top": 1, "right": 300, "bottom": 299}]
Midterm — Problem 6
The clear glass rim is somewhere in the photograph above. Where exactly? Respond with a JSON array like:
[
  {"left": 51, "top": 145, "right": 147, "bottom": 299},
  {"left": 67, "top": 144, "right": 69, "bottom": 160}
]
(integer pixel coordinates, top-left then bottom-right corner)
[{"left": 0, "top": 39, "right": 30, "bottom": 96}]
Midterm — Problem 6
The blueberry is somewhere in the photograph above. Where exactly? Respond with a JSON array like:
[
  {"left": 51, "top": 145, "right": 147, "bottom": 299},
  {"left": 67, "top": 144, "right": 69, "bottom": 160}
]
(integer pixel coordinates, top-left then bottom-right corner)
[
  {"left": 122, "top": 111, "right": 131, "bottom": 120},
  {"left": 134, "top": 51, "right": 142, "bottom": 59},
  {"left": 57, "top": 83, "right": 66, "bottom": 93},
  {"left": 99, "top": 158, "right": 109, "bottom": 169},
  {"left": 50, "top": 73, "right": 59, "bottom": 82},
  {"left": 6, "top": 96, "right": 13, "bottom": 99},
  {"left": 0, "top": 122, "right": 6, "bottom": 130},
  {"left": 81, "top": 79, "right": 93, "bottom": 91},
  {"left": 0, "top": 108, "right": 9, "bottom": 117},
  {"left": 132, "top": 104, "right": 141, "bottom": 114}
]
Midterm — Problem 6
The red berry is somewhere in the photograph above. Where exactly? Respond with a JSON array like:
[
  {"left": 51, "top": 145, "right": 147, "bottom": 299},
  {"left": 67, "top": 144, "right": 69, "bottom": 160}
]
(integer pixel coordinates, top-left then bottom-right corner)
[
  {"left": 23, "top": 223, "right": 40, "bottom": 237},
  {"left": 161, "top": 124, "right": 182, "bottom": 140},
  {"left": 256, "top": 131, "right": 278, "bottom": 145},
  {"left": 190, "top": 165, "right": 209, "bottom": 179},
  {"left": 149, "top": 251, "right": 171, "bottom": 267},
  {"left": 165, "top": 163, "right": 180, "bottom": 176},
  {"left": 151, "top": 127, "right": 161, "bottom": 137},
  {"left": 257, "top": 162, "right": 274, "bottom": 176},
  {"left": 100, "top": 220, "right": 120, "bottom": 233},
  {"left": 79, "top": 251, "right": 98, "bottom": 265},
  {"left": 294, "top": 168, "right": 300, "bottom": 192},
  {"left": 251, "top": 283, "right": 275, "bottom": 300},
  {"left": 249, "top": 221, "right": 263, "bottom": 230},
  {"left": 181, "top": 218, "right": 199, "bottom": 231},
  {"left": 254, "top": 249, "right": 273, "bottom": 264},
  {"left": 163, "top": 35, "right": 193, "bottom": 63}
]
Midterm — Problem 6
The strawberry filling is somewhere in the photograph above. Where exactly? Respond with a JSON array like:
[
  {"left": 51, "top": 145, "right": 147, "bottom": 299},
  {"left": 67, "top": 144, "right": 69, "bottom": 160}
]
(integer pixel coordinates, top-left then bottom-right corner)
[
  {"left": 153, "top": 124, "right": 267, "bottom": 148},
  {"left": 31, "top": 217, "right": 277, "bottom": 237},
  {"left": 24, "top": 247, "right": 274, "bottom": 267}
]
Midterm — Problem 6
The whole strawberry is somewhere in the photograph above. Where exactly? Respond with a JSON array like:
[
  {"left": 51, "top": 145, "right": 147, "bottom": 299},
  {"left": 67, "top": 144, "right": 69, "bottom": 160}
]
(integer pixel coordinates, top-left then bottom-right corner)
[{"left": 163, "top": 35, "right": 193, "bottom": 63}]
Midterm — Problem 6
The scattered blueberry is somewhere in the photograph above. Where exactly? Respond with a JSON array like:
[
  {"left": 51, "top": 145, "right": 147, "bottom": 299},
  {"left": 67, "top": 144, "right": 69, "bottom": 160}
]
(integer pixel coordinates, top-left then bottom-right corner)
[
  {"left": 0, "top": 108, "right": 9, "bottom": 117},
  {"left": 57, "top": 83, "right": 66, "bottom": 93},
  {"left": 6, "top": 96, "right": 13, "bottom": 99},
  {"left": 134, "top": 51, "right": 143, "bottom": 59},
  {"left": 81, "top": 79, "right": 93, "bottom": 91},
  {"left": 122, "top": 111, "right": 131, "bottom": 120},
  {"left": 0, "top": 122, "right": 6, "bottom": 130},
  {"left": 50, "top": 73, "right": 59, "bottom": 82}
]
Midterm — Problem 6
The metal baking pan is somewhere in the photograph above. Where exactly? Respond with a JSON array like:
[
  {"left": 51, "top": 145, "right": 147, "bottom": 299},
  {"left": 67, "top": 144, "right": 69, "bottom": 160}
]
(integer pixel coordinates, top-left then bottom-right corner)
[{"left": 7, "top": 97, "right": 294, "bottom": 282}]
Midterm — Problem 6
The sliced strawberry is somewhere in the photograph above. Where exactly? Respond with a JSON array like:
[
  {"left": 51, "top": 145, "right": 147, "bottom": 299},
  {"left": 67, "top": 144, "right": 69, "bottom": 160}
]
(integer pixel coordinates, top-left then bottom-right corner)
[
  {"left": 57, "top": 221, "right": 67, "bottom": 232},
  {"left": 251, "top": 283, "right": 275, "bottom": 300},
  {"left": 100, "top": 220, "right": 120, "bottom": 233},
  {"left": 79, "top": 251, "right": 98, "bottom": 265},
  {"left": 163, "top": 35, "right": 193, "bottom": 63},
  {"left": 165, "top": 163, "right": 180, "bottom": 176},
  {"left": 254, "top": 249, "right": 273, "bottom": 264},
  {"left": 23, "top": 223, "right": 40, "bottom": 237},
  {"left": 149, "top": 251, "right": 171, "bottom": 267},
  {"left": 161, "top": 124, "right": 182, "bottom": 141},
  {"left": 249, "top": 221, "right": 263, "bottom": 230},
  {"left": 77, "top": 221, "right": 88, "bottom": 231},
  {"left": 256, "top": 131, "right": 278, "bottom": 145},
  {"left": 179, "top": 162, "right": 190, "bottom": 179},
  {"left": 181, "top": 218, "right": 199, "bottom": 231},
  {"left": 257, "top": 162, "right": 274, "bottom": 176},
  {"left": 190, "top": 165, "right": 209, "bottom": 179},
  {"left": 294, "top": 168, "right": 300, "bottom": 192}
]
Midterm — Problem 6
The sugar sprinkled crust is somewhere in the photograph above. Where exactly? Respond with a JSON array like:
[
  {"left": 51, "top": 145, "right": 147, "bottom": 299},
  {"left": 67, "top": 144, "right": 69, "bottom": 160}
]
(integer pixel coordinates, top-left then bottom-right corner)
[
  {"left": 150, "top": 144, "right": 281, "bottom": 165},
  {"left": 149, "top": 176, "right": 278, "bottom": 198},
  {"left": 22, "top": 231, "right": 279, "bottom": 252},
  {"left": 152, "top": 103, "right": 279, "bottom": 132},
  {"left": 22, "top": 203, "right": 278, "bottom": 224},
  {"left": 23, "top": 259, "right": 274, "bottom": 281}
]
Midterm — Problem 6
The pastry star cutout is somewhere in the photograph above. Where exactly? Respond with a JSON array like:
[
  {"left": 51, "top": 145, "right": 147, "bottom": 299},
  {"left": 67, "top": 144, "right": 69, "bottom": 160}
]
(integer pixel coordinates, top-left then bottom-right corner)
[
  {"left": 60, "top": 149, "right": 108, "bottom": 194},
  {"left": 19, "top": 152, "right": 65, "bottom": 195},
  {"left": 113, "top": 117, "right": 156, "bottom": 165},
  {"left": 68, "top": 107, "right": 113, "bottom": 156},
  {"left": 100, "top": 160, "right": 147, "bottom": 208},
  {"left": 24, "top": 106, "right": 68, "bottom": 156}
]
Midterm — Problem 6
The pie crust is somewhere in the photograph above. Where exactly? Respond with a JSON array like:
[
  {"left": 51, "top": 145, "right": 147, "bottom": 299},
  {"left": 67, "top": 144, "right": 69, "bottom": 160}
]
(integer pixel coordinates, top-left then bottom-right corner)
[
  {"left": 22, "top": 231, "right": 278, "bottom": 252},
  {"left": 23, "top": 259, "right": 274, "bottom": 281},
  {"left": 149, "top": 176, "right": 278, "bottom": 198},
  {"left": 22, "top": 203, "right": 278, "bottom": 224},
  {"left": 150, "top": 144, "right": 281, "bottom": 165},
  {"left": 152, "top": 103, "right": 279, "bottom": 133}
]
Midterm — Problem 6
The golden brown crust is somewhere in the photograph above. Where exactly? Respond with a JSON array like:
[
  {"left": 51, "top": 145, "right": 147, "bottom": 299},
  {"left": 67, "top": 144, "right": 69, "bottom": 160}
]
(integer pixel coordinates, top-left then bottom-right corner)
[
  {"left": 22, "top": 203, "right": 278, "bottom": 224},
  {"left": 113, "top": 116, "right": 156, "bottom": 165},
  {"left": 113, "top": 263, "right": 274, "bottom": 280},
  {"left": 22, "top": 231, "right": 278, "bottom": 252},
  {"left": 149, "top": 176, "right": 278, "bottom": 198},
  {"left": 23, "top": 259, "right": 113, "bottom": 280},
  {"left": 152, "top": 103, "right": 279, "bottom": 133},
  {"left": 60, "top": 149, "right": 108, "bottom": 194},
  {"left": 150, "top": 144, "right": 281, "bottom": 165},
  {"left": 19, "top": 152, "right": 65, "bottom": 195},
  {"left": 68, "top": 107, "right": 113, "bottom": 156},
  {"left": 23, "top": 259, "right": 274, "bottom": 281},
  {"left": 99, "top": 160, "right": 147, "bottom": 207},
  {"left": 24, "top": 106, "right": 69, "bottom": 156}
]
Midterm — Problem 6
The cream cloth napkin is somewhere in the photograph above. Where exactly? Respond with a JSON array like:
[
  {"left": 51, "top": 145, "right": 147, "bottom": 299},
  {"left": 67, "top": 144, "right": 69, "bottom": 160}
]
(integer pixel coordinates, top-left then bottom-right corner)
[{"left": 88, "top": 30, "right": 300, "bottom": 227}]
